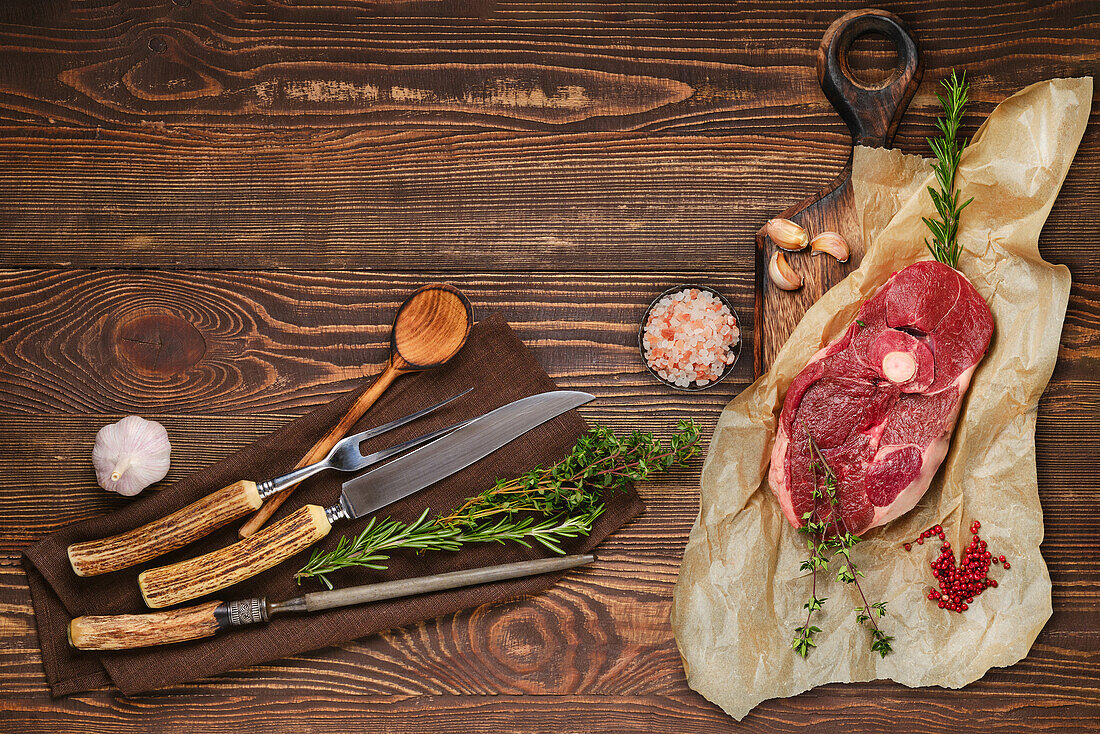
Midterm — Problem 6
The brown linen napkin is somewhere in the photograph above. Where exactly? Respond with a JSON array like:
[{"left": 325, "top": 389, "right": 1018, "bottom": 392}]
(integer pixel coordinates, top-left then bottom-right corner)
[{"left": 24, "top": 313, "right": 644, "bottom": 696}]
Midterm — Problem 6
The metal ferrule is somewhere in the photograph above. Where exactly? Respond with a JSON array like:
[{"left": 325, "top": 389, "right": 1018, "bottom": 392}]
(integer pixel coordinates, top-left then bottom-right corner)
[
  {"left": 256, "top": 479, "right": 278, "bottom": 500},
  {"left": 258, "top": 464, "right": 327, "bottom": 500},
  {"left": 267, "top": 597, "right": 308, "bottom": 616},
  {"left": 324, "top": 502, "right": 350, "bottom": 525},
  {"left": 221, "top": 597, "right": 269, "bottom": 627}
]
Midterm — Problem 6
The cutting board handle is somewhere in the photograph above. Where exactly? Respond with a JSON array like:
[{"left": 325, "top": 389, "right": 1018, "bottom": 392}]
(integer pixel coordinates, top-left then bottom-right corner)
[{"left": 816, "top": 8, "right": 922, "bottom": 147}]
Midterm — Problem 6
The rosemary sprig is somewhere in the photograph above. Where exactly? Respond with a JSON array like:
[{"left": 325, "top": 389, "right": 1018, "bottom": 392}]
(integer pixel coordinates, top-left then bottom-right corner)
[
  {"left": 295, "top": 505, "right": 606, "bottom": 589},
  {"left": 296, "top": 421, "right": 700, "bottom": 588},
  {"left": 923, "top": 69, "right": 973, "bottom": 268},
  {"left": 792, "top": 436, "right": 894, "bottom": 659}
]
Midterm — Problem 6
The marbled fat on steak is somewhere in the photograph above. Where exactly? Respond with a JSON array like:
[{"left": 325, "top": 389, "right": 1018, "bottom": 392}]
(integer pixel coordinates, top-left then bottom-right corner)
[{"left": 768, "top": 261, "right": 994, "bottom": 535}]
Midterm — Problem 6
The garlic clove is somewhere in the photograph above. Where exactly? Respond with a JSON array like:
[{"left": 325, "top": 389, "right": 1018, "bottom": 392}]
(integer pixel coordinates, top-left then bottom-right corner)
[
  {"left": 765, "top": 218, "right": 810, "bottom": 251},
  {"left": 768, "top": 251, "right": 804, "bottom": 291},
  {"left": 92, "top": 416, "right": 172, "bottom": 496},
  {"left": 809, "top": 231, "right": 850, "bottom": 262}
]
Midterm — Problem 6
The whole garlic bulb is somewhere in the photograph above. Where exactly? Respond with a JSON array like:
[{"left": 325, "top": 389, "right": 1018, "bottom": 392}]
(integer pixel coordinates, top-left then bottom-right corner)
[{"left": 92, "top": 416, "right": 171, "bottom": 496}]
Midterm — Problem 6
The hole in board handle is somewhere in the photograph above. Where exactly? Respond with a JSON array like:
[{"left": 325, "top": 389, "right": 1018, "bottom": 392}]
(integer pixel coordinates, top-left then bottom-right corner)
[{"left": 843, "top": 31, "right": 901, "bottom": 89}]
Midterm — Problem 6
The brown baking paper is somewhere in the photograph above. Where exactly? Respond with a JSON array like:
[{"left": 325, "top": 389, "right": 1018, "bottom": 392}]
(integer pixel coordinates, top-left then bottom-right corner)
[{"left": 672, "top": 77, "right": 1092, "bottom": 720}]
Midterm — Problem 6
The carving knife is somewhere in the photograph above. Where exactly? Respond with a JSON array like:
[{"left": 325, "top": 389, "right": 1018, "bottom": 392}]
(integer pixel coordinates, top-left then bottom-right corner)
[
  {"left": 67, "top": 389, "right": 472, "bottom": 577},
  {"left": 71, "top": 553, "right": 595, "bottom": 651},
  {"left": 137, "top": 390, "right": 595, "bottom": 609}
]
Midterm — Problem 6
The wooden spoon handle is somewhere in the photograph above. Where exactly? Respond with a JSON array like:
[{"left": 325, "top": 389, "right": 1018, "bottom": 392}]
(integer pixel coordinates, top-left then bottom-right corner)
[
  {"left": 238, "top": 359, "right": 404, "bottom": 538},
  {"left": 69, "top": 600, "right": 225, "bottom": 650},
  {"left": 139, "top": 504, "right": 332, "bottom": 609},
  {"left": 66, "top": 480, "right": 262, "bottom": 577}
]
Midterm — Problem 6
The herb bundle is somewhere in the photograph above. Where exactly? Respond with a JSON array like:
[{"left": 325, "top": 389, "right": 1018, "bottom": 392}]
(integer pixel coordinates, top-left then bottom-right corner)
[
  {"left": 792, "top": 435, "right": 894, "bottom": 659},
  {"left": 297, "top": 420, "right": 701, "bottom": 588},
  {"left": 923, "top": 69, "right": 973, "bottom": 268}
]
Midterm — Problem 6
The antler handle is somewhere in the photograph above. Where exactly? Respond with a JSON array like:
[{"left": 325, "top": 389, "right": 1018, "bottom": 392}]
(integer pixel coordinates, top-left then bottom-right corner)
[
  {"left": 68, "top": 597, "right": 273, "bottom": 650},
  {"left": 68, "top": 600, "right": 225, "bottom": 650},
  {"left": 138, "top": 504, "right": 332, "bottom": 609},
  {"left": 67, "top": 480, "right": 262, "bottom": 577}
]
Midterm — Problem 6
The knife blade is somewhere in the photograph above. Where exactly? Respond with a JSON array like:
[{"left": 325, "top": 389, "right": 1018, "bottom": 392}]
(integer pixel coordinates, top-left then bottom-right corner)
[
  {"left": 335, "top": 389, "right": 595, "bottom": 520},
  {"left": 137, "top": 390, "right": 595, "bottom": 609}
]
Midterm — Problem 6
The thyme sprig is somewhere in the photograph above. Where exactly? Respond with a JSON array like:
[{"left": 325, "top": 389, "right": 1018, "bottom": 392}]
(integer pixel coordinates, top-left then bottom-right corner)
[
  {"left": 792, "top": 436, "right": 894, "bottom": 659},
  {"left": 923, "top": 69, "right": 973, "bottom": 268},
  {"left": 296, "top": 421, "right": 701, "bottom": 588},
  {"left": 440, "top": 421, "right": 701, "bottom": 528}
]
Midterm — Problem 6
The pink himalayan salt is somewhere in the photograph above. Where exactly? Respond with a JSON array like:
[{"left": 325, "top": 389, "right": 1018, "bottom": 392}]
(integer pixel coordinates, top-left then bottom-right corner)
[{"left": 642, "top": 288, "right": 739, "bottom": 388}]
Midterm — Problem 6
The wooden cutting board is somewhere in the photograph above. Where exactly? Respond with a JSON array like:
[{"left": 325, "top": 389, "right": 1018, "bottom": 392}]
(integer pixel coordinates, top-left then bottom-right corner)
[{"left": 752, "top": 9, "right": 923, "bottom": 377}]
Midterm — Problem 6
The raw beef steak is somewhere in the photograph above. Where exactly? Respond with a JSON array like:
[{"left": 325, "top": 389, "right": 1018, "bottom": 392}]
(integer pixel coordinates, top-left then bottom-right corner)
[{"left": 768, "top": 261, "right": 994, "bottom": 535}]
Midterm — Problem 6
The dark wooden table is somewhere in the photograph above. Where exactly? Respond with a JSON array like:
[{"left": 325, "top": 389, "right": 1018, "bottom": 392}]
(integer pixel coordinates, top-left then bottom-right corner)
[{"left": 1, "top": 2, "right": 1096, "bottom": 731}]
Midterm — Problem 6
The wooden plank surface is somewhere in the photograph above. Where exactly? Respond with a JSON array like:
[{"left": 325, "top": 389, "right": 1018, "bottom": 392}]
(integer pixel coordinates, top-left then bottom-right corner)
[
  {"left": 0, "top": 1, "right": 1097, "bottom": 732},
  {"left": 0, "top": 2, "right": 1096, "bottom": 272}
]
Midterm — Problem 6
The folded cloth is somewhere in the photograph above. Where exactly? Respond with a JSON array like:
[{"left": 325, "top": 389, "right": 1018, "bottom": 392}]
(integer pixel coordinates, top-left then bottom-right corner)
[{"left": 24, "top": 313, "right": 644, "bottom": 696}]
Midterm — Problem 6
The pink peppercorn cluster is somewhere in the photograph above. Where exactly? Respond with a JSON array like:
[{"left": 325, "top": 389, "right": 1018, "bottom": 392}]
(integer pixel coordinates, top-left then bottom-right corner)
[{"left": 904, "top": 520, "right": 1008, "bottom": 614}]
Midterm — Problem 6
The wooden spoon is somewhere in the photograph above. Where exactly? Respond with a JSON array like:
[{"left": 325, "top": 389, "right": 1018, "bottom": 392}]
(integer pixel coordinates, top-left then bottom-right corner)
[{"left": 237, "top": 283, "right": 473, "bottom": 537}]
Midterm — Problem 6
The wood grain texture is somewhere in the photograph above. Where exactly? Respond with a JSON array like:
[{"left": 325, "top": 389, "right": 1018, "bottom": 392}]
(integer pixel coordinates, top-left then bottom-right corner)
[
  {"left": 67, "top": 479, "right": 261, "bottom": 576},
  {"left": 0, "top": 1, "right": 1096, "bottom": 732},
  {"left": 138, "top": 504, "right": 331, "bottom": 608},
  {"left": 68, "top": 600, "right": 224, "bottom": 651},
  {"left": 0, "top": 270, "right": 757, "bottom": 415},
  {"left": 0, "top": 2, "right": 1093, "bottom": 272},
  {"left": 0, "top": 554, "right": 1097, "bottom": 729}
]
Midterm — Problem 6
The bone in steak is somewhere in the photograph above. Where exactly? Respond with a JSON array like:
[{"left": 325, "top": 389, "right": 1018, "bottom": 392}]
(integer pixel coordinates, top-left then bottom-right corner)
[{"left": 768, "top": 260, "right": 994, "bottom": 535}]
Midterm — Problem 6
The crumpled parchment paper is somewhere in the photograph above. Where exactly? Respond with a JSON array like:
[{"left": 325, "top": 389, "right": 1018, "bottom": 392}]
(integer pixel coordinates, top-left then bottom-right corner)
[{"left": 671, "top": 77, "right": 1093, "bottom": 720}]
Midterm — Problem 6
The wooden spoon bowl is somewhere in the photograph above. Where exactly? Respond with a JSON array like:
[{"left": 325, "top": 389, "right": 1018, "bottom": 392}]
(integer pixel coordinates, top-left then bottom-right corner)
[
  {"left": 392, "top": 284, "right": 474, "bottom": 371},
  {"left": 238, "top": 283, "right": 473, "bottom": 537}
]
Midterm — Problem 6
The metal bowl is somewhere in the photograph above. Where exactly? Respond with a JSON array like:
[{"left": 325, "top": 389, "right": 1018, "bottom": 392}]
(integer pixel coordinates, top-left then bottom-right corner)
[{"left": 638, "top": 284, "right": 742, "bottom": 392}]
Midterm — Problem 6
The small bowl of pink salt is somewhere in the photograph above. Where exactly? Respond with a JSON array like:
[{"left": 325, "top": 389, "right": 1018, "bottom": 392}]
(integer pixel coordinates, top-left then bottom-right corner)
[{"left": 639, "top": 285, "right": 741, "bottom": 391}]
